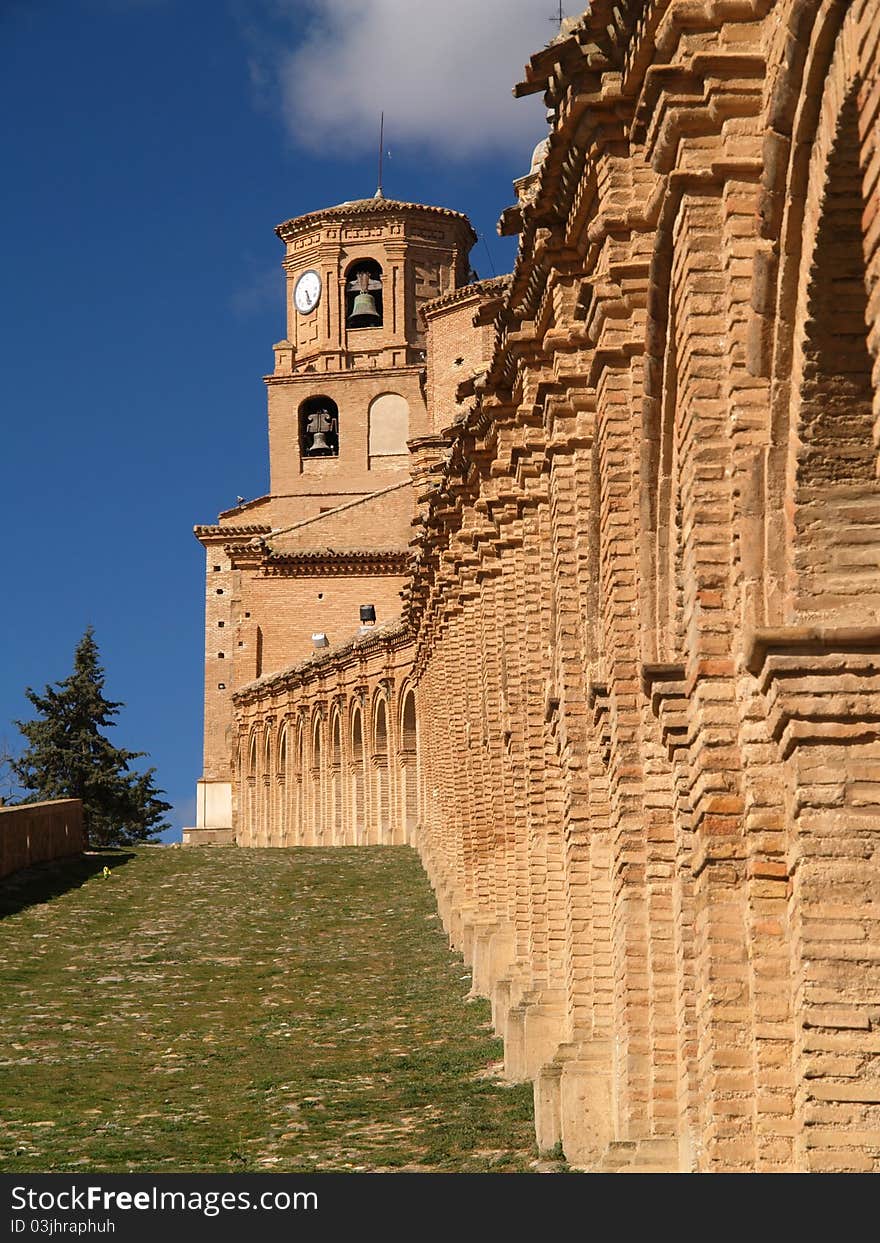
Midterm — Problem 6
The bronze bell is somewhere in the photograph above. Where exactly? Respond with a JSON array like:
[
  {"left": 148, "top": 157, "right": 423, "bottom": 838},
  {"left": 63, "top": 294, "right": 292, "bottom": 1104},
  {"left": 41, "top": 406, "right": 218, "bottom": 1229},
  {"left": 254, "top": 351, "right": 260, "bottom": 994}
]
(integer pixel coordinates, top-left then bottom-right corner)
[
  {"left": 350, "top": 290, "right": 380, "bottom": 325},
  {"left": 305, "top": 405, "right": 336, "bottom": 455},
  {"left": 348, "top": 269, "right": 381, "bottom": 327}
]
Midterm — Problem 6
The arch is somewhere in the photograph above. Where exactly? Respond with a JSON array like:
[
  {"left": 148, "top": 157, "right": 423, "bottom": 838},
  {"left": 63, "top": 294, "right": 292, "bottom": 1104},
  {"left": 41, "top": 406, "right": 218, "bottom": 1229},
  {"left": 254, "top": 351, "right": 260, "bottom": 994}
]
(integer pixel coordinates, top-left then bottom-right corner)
[
  {"left": 299, "top": 395, "right": 339, "bottom": 458},
  {"left": 656, "top": 293, "right": 684, "bottom": 664},
  {"left": 374, "top": 695, "right": 388, "bottom": 752},
  {"left": 640, "top": 218, "right": 685, "bottom": 667},
  {"left": 329, "top": 708, "right": 343, "bottom": 845},
  {"left": 399, "top": 686, "right": 419, "bottom": 845},
  {"left": 373, "top": 695, "right": 390, "bottom": 844},
  {"left": 345, "top": 258, "right": 383, "bottom": 328},
  {"left": 262, "top": 726, "right": 273, "bottom": 846},
  {"left": 294, "top": 719, "right": 305, "bottom": 845},
  {"left": 639, "top": 189, "right": 686, "bottom": 667},
  {"left": 277, "top": 725, "right": 288, "bottom": 847},
  {"left": 746, "top": 0, "right": 880, "bottom": 626},
  {"left": 331, "top": 711, "right": 342, "bottom": 757},
  {"left": 766, "top": 13, "right": 880, "bottom": 627},
  {"left": 788, "top": 88, "right": 877, "bottom": 622},
  {"left": 236, "top": 736, "right": 247, "bottom": 843},
  {"left": 368, "top": 392, "right": 410, "bottom": 463},
  {"left": 400, "top": 687, "right": 417, "bottom": 750},
  {"left": 310, "top": 713, "right": 323, "bottom": 844},
  {"left": 748, "top": 3, "right": 880, "bottom": 1172},
  {"left": 295, "top": 719, "right": 305, "bottom": 776},
  {"left": 245, "top": 729, "right": 259, "bottom": 846},
  {"left": 351, "top": 703, "right": 366, "bottom": 846}
]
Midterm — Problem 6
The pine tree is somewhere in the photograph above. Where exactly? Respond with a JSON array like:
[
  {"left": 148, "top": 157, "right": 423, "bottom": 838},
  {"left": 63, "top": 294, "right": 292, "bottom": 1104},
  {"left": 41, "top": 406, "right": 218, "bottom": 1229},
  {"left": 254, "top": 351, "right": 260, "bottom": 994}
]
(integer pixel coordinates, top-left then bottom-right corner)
[{"left": 12, "top": 627, "right": 171, "bottom": 846}]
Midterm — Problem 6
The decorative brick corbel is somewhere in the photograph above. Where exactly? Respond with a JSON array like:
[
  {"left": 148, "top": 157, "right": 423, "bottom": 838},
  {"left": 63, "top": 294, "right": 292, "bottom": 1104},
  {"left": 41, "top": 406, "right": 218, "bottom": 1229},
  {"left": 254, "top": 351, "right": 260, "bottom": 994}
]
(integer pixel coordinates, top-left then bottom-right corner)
[
  {"left": 746, "top": 626, "right": 880, "bottom": 759},
  {"left": 642, "top": 662, "right": 688, "bottom": 760},
  {"left": 588, "top": 680, "right": 611, "bottom": 768}
]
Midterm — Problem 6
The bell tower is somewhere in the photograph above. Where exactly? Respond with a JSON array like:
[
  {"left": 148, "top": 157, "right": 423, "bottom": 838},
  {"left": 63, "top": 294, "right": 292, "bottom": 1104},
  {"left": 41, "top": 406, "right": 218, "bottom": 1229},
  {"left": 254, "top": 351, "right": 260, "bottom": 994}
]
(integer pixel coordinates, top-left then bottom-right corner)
[
  {"left": 186, "top": 192, "right": 476, "bottom": 844},
  {"left": 267, "top": 193, "right": 476, "bottom": 523}
]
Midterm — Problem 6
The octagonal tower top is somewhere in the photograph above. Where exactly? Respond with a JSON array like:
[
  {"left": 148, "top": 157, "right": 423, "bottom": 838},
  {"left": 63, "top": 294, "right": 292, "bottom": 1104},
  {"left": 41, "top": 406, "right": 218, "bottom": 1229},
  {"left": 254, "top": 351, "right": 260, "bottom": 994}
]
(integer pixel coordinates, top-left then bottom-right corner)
[{"left": 272, "top": 194, "right": 477, "bottom": 379}]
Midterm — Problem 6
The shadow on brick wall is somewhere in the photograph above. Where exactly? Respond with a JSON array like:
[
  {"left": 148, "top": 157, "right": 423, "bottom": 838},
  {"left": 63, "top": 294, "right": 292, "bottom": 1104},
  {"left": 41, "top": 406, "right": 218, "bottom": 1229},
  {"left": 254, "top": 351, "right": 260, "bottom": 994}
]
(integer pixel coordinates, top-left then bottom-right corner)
[{"left": 0, "top": 851, "right": 136, "bottom": 920}]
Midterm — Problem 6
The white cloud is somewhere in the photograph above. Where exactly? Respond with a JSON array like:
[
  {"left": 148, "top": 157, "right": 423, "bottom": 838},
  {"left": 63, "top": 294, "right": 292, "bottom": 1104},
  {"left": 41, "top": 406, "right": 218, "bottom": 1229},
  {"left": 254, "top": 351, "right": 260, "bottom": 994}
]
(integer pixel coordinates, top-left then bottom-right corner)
[
  {"left": 274, "top": 0, "right": 554, "bottom": 159},
  {"left": 229, "top": 257, "right": 284, "bottom": 319}
]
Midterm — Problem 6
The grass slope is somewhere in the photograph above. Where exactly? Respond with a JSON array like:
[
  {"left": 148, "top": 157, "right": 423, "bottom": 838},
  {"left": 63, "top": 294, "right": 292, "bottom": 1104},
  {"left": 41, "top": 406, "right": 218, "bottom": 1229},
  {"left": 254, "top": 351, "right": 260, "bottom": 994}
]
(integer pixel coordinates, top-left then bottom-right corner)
[{"left": 0, "top": 846, "right": 558, "bottom": 1173}]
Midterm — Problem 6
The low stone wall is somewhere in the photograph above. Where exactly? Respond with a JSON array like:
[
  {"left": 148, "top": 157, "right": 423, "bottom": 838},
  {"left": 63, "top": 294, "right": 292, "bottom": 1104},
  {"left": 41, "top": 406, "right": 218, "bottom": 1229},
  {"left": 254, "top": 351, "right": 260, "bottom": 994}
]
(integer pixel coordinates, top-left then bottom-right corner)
[
  {"left": 0, "top": 800, "right": 85, "bottom": 879},
  {"left": 182, "top": 827, "right": 235, "bottom": 846}
]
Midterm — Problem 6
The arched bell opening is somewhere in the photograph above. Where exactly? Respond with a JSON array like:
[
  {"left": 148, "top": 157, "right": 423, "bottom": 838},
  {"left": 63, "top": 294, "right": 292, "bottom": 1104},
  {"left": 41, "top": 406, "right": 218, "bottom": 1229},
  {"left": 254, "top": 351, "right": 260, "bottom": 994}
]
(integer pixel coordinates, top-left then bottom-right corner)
[
  {"left": 345, "top": 259, "right": 383, "bottom": 329},
  {"left": 299, "top": 395, "right": 339, "bottom": 458}
]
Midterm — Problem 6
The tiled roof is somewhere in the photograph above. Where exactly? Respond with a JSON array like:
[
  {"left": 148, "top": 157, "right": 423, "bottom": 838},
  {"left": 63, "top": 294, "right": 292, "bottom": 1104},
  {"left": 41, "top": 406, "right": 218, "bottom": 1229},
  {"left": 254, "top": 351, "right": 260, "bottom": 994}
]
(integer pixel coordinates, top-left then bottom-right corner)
[
  {"left": 193, "top": 523, "right": 272, "bottom": 539},
  {"left": 261, "top": 547, "right": 410, "bottom": 575},
  {"left": 421, "top": 275, "right": 511, "bottom": 317},
  {"left": 264, "top": 546, "right": 409, "bottom": 561},
  {"left": 276, "top": 196, "right": 476, "bottom": 243}
]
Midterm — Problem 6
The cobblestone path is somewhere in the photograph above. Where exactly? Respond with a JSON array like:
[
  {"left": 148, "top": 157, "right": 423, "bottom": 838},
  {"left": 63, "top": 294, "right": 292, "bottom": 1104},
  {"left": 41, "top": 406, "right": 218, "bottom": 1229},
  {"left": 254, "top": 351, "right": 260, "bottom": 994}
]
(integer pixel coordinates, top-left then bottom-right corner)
[{"left": 0, "top": 846, "right": 557, "bottom": 1173}]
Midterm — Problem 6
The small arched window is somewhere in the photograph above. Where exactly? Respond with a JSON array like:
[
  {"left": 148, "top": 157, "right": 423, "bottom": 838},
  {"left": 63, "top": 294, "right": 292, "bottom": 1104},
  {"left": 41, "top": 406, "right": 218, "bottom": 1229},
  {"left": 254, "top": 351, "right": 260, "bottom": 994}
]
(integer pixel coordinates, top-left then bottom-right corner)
[
  {"left": 299, "top": 395, "right": 339, "bottom": 458},
  {"left": 346, "top": 259, "right": 383, "bottom": 328}
]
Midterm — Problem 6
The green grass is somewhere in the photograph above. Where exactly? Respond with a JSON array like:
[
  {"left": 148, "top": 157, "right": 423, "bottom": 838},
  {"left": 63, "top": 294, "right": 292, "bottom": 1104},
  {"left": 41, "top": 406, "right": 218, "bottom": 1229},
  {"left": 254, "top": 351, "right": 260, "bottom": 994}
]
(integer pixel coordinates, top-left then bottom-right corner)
[{"left": 0, "top": 846, "right": 559, "bottom": 1173}]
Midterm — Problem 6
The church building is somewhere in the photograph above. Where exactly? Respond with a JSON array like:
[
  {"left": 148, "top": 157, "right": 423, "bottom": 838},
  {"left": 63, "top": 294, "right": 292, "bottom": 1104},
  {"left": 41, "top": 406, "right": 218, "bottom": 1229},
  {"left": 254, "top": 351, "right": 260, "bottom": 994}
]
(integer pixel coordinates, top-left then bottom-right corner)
[{"left": 189, "top": 195, "right": 477, "bottom": 844}]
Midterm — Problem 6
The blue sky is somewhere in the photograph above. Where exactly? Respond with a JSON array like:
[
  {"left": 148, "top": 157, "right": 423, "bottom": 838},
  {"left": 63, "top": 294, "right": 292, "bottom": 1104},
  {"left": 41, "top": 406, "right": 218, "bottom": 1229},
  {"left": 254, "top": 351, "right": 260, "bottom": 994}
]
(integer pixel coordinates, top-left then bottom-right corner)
[{"left": 0, "top": 0, "right": 552, "bottom": 840}]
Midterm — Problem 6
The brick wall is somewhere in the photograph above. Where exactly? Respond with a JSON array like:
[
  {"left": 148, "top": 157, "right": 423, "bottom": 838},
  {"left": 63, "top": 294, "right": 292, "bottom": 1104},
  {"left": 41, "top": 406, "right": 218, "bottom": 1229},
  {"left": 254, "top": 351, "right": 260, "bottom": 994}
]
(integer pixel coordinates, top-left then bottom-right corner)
[
  {"left": 215, "top": 0, "right": 880, "bottom": 1172},
  {"left": 269, "top": 482, "right": 414, "bottom": 553},
  {"left": 423, "top": 281, "right": 506, "bottom": 433},
  {"left": 0, "top": 800, "right": 85, "bottom": 879}
]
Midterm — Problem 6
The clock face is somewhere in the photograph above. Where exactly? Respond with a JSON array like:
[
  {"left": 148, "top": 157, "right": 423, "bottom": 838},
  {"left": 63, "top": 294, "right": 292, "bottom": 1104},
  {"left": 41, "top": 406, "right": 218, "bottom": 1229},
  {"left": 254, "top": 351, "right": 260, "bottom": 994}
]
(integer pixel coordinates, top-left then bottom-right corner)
[{"left": 294, "top": 269, "right": 321, "bottom": 315}]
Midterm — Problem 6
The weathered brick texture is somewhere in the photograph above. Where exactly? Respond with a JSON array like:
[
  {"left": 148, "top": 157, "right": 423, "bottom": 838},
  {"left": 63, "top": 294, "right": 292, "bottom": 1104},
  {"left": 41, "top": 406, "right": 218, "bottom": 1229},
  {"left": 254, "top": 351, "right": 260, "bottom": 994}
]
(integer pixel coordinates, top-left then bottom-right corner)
[{"left": 194, "top": 1, "right": 880, "bottom": 1171}]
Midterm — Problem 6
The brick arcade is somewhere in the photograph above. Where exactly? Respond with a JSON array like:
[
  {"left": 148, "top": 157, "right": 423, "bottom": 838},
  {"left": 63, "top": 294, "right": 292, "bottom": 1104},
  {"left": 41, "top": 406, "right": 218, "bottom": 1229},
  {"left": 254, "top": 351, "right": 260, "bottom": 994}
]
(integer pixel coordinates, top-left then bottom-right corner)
[{"left": 188, "top": 1, "right": 880, "bottom": 1172}]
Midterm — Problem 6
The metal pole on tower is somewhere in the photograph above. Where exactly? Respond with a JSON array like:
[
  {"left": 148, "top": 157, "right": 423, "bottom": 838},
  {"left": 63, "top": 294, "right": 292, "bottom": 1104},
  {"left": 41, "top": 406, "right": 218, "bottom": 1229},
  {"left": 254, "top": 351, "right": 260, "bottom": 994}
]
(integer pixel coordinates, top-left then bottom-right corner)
[{"left": 376, "top": 112, "right": 385, "bottom": 199}]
